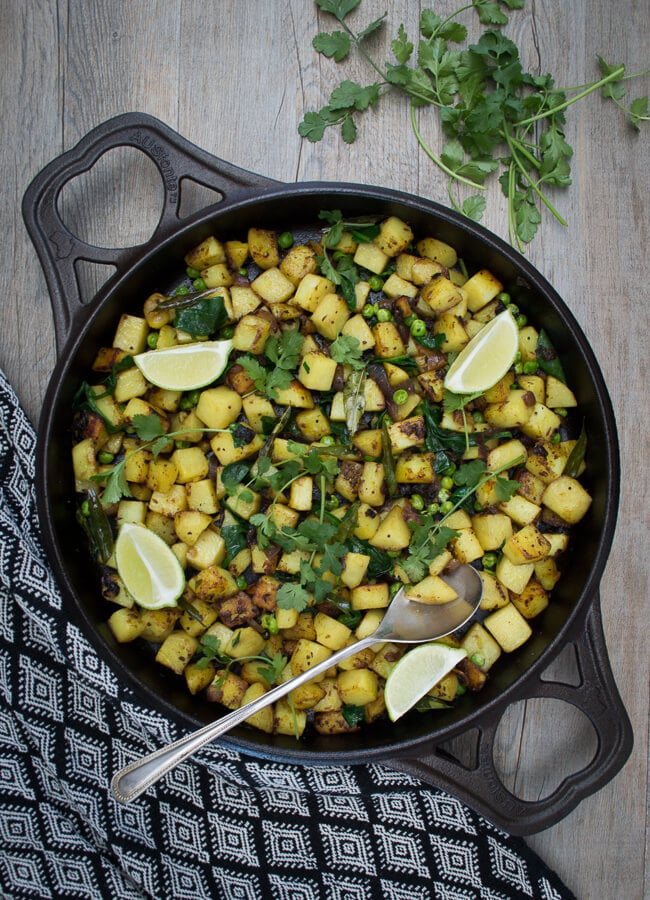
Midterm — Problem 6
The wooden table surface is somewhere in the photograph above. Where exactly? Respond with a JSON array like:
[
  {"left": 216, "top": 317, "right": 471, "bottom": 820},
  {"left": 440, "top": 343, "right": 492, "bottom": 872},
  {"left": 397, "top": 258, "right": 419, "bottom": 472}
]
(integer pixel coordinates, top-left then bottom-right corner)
[{"left": 3, "top": 1, "right": 648, "bottom": 897}]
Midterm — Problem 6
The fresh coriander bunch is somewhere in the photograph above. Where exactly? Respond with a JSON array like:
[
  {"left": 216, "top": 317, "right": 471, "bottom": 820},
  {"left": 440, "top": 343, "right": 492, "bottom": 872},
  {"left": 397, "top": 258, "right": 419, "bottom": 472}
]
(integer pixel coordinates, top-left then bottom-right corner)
[{"left": 300, "top": 0, "right": 649, "bottom": 249}]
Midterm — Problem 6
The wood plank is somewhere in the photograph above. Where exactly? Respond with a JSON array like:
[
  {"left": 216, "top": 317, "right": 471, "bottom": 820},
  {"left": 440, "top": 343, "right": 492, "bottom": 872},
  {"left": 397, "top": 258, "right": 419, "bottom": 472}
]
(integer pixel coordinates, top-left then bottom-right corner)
[{"left": 0, "top": 1, "right": 647, "bottom": 896}]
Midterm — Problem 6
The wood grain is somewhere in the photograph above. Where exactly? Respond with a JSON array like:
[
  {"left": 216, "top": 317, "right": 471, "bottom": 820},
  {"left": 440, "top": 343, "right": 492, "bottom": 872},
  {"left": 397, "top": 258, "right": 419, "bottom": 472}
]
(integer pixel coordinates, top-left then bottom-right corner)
[{"left": 1, "top": 1, "right": 647, "bottom": 896}]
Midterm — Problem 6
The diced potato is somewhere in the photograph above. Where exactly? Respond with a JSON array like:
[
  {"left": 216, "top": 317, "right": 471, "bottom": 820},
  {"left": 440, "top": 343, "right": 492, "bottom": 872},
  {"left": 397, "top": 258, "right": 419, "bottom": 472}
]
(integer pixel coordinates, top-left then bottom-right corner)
[
  {"left": 230, "top": 285, "right": 261, "bottom": 320},
  {"left": 148, "top": 483, "right": 187, "bottom": 517},
  {"left": 498, "top": 494, "right": 541, "bottom": 526},
  {"left": 353, "top": 503, "right": 381, "bottom": 540},
  {"left": 279, "top": 244, "right": 317, "bottom": 284},
  {"left": 369, "top": 505, "right": 411, "bottom": 551},
  {"left": 289, "top": 475, "right": 313, "bottom": 511},
  {"left": 113, "top": 314, "right": 149, "bottom": 354},
  {"left": 405, "top": 575, "right": 459, "bottom": 605},
  {"left": 185, "top": 235, "right": 225, "bottom": 270},
  {"left": 238, "top": 682, "right": 274, "bottom": 733},
  {"left": 174, "top": 509, "right": 212, "bottom": 546},
  {"left": 292, "top": 273, "right": 335, "bottom": 312},
  {"left": 350, "top": 583, "right": 390, "bottom": 610},
  {"left": 381, "top": 273, "right": 418, "bottom": 299},
  {"left": 525, "top": 442, "right": 568, "bottom": 483},
  {"left": 313, "top": 710, "right": 361, "bottom": 735},
  {"left": 450, "top": 528, "right": 484, "bottom": 564},
  {"left": 542, "top": 475, "right": 592, "bottom": 524},
  {"left": 487, "top": 439, "right": 527, "bottom": 472},
  {"left": 314, "top": 612, "right": 352, "bottom": 651},
  {"left": 224, "top": 483, "right": 261, "bottom": 520},
  {"left": 341, "top": 313, "right": 376, "bottom": 350},
  {"left": 147, "top": 458, "right": 178, "bottom": 493},
  {"left": 155, "top": 632, "right": 199, "bottom": 675},
  {"left": 352, "top": 428, "right": 382, "bottom": 458},
  {"left": 411, "top": 257, "right": 447, "bottom": 285},
  {"left": 416, "top": 236, "right": 458, "bottom": 267},
  {"left": 337, "top": 668, "right": 379, "bottom": 706},
  {"left": 478, "top": 570, "right": 510, "bottom": 611},
  {"left": 297, "top": 351, "right": 338, "bottom": 391},
  {"left": 496, "top": 556, "right": 534, "bottom": 594},
  {"left": 184, "top": 661, "right": 216, "bottom": 696},
  {"left": 484, "top": 391, "right": 535, "bottom": 429},
  {"left": 353, "top": 241, "right": 389, "bottom": 274},
  {"left": 357, "top": 461, "right": 386, "bottom": 507},
  {"left": 521, "top": 403, "right": 562, "bottom": 441},
  {"left": 511, "top": 579, "right": 549, "bottom": 619},
  {"left": 484, "top": 372, "right": 516, "bottom": 403},
  {"left": 272, "top": 379, "right": 315, "bottom": 409},
  {"left": 185, "top": 478, "right": 218, "bottom": 514},
  {"left": 484, "top": 603, "right": 533, "bottom": 652},
  {"left": 432, "top": 313, "right": 468, "bottom": 352},
  {"left": 502, "top": 524, "right": 551, "bottom": 565},
  {"left": 242, "top": 393, "right": 276, "bottom": 432},
  {"left": 545, "top": 375, "right": 577, "bottom": 408},
  {"left": 311, "top": 293, "right": 350, "bottom": 340},
  {"left": 108, "top": 607, "right": 144, "bottom": 643},
  {"left": 210, "top": 430, "right": 264, "bottom": 466},
  {"left": 248, "top": 227, "right": 279, "bottom": 270},
  {"left": 395, "top": 452, "right": 435, "bottom": 484},
  {"left": 471, "top": 512, "right": 514, "bottom": 550},
  {"left": 206, "top": 668, "right": 247, "bottom": 709},
  {"left": 462, "top": 269, "right": 503, "bottom": 312},
  {"left": 252, "top": 267, "right": 295, "bottom": 304},
  {"left": 373, "top": 216, "right": 414, "bottom": 257},
  {"left": 114, "top": 367, "right": 149, "bottom": 403},
  {"left": 387, "top": 415, "right": 425, "bottom": 453},
  {"left": 225, "top": 239, "right": 249, "bottom": 269},
  {"left": 421, "top": 276, "right": 463, "bottom": 313},
  {"left": 232, "top": 314, "right": 273, "bottom": 354},
  {"left": 196, "top": 386, "right": 242, "bottom": 429},
  {"left": 461, "top": 623, "right": 502, "bottom": 671},
  {"left": 372, "top": 321, "right": 406, "bottom": 358},
  {"left": 534, "top": 556, "right": 562, "bottom": 590},
  {"left": 290, "top": 639, "right": 332, "bottom": 679},
  {"left": 170, "top": 446, "right": 209, "bottom": 483},
  {"left": 192, "top": 565, "right": 239, "bottom": 601},
  {"left": 518, "top": 325, "right": 539, "bottom": 362},
  {"left": 201, "top": 264, "right": 233, "bottom": 289},
  {"left": 225, "top": 626, "right": 266, "bottom": 659}
]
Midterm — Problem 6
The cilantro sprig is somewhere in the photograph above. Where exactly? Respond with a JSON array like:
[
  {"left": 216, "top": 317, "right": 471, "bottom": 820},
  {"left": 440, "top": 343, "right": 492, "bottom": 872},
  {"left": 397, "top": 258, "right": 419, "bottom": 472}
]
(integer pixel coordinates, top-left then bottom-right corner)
[{"left": 300, "top": 0, "right": 649, "bottom": 248}]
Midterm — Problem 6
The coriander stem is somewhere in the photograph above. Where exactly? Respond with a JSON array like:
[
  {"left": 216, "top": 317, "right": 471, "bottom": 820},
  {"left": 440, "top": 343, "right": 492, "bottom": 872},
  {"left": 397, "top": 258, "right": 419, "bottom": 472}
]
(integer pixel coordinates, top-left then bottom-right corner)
[
  {"left": 505, "top": 131, "right": 568, "bottom": 228},
  {"left": 515, "top": 65, "right": 625, "bottom": 127},
  {"left": 410, "top": 104, "right": 485, "bottom": 191}
]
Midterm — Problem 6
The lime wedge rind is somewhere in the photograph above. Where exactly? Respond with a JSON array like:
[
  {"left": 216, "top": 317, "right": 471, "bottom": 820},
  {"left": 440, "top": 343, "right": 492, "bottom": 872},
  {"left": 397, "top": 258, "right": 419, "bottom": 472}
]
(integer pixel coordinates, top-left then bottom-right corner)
[
  {"left": 443, "top": 309, "right": 519, "bottom": 395},
  {"left": 134, "top": 339, "right": 233, "bottom": 391},
  {"left": 384, "top": 643, "right": 467, "bottom": 721}
]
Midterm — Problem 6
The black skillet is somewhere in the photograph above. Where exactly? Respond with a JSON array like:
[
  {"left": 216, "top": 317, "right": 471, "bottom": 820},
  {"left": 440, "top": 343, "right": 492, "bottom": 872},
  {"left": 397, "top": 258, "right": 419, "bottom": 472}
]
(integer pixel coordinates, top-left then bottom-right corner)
[{"left": 23, "top": 113, "right": 632, "bottom": 834}]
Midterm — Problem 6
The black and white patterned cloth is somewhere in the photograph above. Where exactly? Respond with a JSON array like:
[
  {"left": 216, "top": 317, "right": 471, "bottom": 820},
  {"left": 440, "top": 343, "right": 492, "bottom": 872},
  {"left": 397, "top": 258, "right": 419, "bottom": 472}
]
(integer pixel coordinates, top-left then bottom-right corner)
[{"left": 0, "top": 368, "right": 575, "bottom": 900}]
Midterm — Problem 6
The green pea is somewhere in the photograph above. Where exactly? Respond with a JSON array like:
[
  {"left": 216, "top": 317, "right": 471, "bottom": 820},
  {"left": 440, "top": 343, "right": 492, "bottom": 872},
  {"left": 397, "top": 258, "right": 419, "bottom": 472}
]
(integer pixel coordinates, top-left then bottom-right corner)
[
  {"left": 410, "top": 318, "right": 426, "bottom": 337},
  {"left": 262, "top": 614, "right": 279, "bottom": 634},
  {"left": 443, "top": 463, "right": 456, "bottom": 477},
  {"left": 471, "top": 652, "right": 486, "bottom": 667},
  {"left": 325, "top": 495, "right": 340, "bottom": 510},
  {"left": 368, "top": 275, "right": 384, "bottom": 292},
  {"left": 175, "top": 284, "right": 191, "bottom": 296},
  {"left": 236, "top": 575, "right": 248, "bottom": 590},
  {"left": 440, "top": 500, "right": 454, "bottom": 514},
  {"left": 175, "top": 440, "right": 192, "bottom": 449},
  {"left": 427, "top": 502, "right": 440, "bottom": 515},
  {"left": 390, "top": 582, "right": 402, "bottom": 597},
  {"left": 410, "top": 494, "right": 425, "bottom": 511},
  {"left": 376, "top": 308, "right": 392, "bottom": 322},
  {"left": 437, "top": 489, "right": 450, "bottom": 502},
  {"left": 522, "top": 360, "right": 538, "bottom": 374},
  {"left": 440, "top": 476, "right": 454, "bottom": 490},
  {"left": 514, "top": 363, "right": 524, "bottom": 374},
  {"left": 362, "top": 303, "right": 377, "bottom": 319},
  {"left": 392, "top": 388, "right": 409, "bottom": 405},
  {"left": 472, "top": 410, "right": 485, "bottom": 423},
  {"left": 80, "top": 500, "right": 90, "bottom": 517},
  {"left": 456, "top": 683, "right": 467, "bottom": 696},
  {"left": 97, "top": 451, "right": 115, "bottom": 465},
  {"left": 513, "top": 351, "right": 522, "bottom": 364},
  {"left": 180, "top": 389, "right": 201, "bottom": 410},
  {"left": 238, "top": 266, "right": 248, "bottom": 276},
  {"left": 507, "top": 303, "right": 519, "bottom": 316},
  {"left": 278, "top": 231, "right": 294, "bottom": 249},
  {"left": 147, "top": 332, "right": 159, "bottom": 349},
  {"left": 186, "top": 266, "right": 201, "bottom": 279},
  {"left": 497, "top": 291, "right": 511, "bottom": 305},
  {"left": 516, "top": 314, "right": 528, "bottom": 328},
  {"left": 404, "top": 314, "right": 415, "bottom": 326},
  {"left": 482, "top": 552, "right": 497, "bottom": 570},
  {"left": 191, "top": 277, "right": 206, "bottom": 292},
  {"left": 219, "top": 326, "right": 235, "bottom": 340},
  {"left": 555, "top": 407, "right": 568, "bottom": 418},
  {"left": 319, "top": 435, "right": 336, "bottom": 446},
  {"left": 552, "top": 432, "right": 562, "bottom": 443}
]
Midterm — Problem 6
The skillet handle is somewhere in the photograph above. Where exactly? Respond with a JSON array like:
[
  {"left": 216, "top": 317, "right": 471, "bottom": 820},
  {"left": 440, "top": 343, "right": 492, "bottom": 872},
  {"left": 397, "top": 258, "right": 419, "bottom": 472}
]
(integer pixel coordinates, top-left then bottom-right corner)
[
  {"left": 388, "top": 597, "right": 633, "bottom": 835},
  {"left": 22, "top": 112, "right": 279, "bottom": 350}
]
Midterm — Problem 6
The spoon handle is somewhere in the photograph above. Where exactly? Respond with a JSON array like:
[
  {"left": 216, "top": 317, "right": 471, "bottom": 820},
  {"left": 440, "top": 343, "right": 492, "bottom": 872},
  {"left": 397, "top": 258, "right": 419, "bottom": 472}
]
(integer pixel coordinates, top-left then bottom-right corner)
[{"left": 111, "top": 635, "right": 376, "bottom": 803}]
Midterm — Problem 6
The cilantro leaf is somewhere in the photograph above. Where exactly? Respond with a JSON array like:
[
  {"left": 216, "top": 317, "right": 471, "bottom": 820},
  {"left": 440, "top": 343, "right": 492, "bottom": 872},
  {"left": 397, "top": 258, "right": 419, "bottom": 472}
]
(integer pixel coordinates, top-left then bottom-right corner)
[
  {"left": 276, "top": 582, "right": 311, "bottom": 611},
  {"left": 495, "top": 474, "right": 520, "bottom": 502},
  {"left": 315, "top": 0, "right": 362, "bottom": 21},
  {"left": 330, "top": 334, "right": 365, "bottom": 369},
  {"left": 392, "top": 23, "right": 413, "bottom": 64},
  {"left": 238, "top": 355, "right": 269, "bottom": 392},
  {"left": 132, "top": 413, "right": 165, "bottom": 442},
  {"left": 313, "top": 30, "right": 351, "bottom": 62}
]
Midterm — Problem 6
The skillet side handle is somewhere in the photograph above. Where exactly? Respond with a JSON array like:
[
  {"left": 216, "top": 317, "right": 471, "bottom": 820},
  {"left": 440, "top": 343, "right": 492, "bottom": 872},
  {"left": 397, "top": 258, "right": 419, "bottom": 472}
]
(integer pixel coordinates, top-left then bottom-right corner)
[
  {"left": 21, "top": 112, "right": 279, "bottom": 351},
  {"left": 387, "top": 597, "right": 633, "bottom": 836}
]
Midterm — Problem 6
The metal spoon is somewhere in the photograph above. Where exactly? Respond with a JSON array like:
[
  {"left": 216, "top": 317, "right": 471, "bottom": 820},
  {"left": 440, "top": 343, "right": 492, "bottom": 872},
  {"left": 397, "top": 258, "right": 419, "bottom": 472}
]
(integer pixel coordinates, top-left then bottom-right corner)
[{"left": 111, "top": 565, "right": 483, "bottom": 804}]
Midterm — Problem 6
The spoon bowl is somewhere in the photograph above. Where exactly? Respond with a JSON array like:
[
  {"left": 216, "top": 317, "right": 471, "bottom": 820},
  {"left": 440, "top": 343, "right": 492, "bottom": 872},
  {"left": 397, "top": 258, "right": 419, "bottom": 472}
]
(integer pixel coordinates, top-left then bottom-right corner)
[{"left": 111, "top": 565, "right": 483, "bottom": 804}]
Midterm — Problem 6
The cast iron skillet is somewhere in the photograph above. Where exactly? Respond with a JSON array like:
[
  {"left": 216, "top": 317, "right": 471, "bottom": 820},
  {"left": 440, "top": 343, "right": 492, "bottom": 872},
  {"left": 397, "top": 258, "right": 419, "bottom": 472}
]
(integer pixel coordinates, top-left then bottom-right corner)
[{"left": 23, "top": 113, "right": 632, "bottom": 835}]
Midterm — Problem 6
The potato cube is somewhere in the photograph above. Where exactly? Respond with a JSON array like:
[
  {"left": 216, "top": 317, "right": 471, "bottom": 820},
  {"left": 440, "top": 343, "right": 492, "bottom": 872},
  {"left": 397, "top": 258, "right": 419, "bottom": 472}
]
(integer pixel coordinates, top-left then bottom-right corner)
[
  {"left": 184, "top": 661, "right": 216, "bottom": 696},
  {"left": 185, "top": 235, "right": 225, "bottom": 270},
  {"left": 462, "top": 269, "right": 503, "bottom": 312},
  {"left": 487, "top": 439, "right": 527, "bottom": 472},
  {"left": 210, "top": 431, "right": 264, "bottom": 466},
  {"left": 223, "top": 483, "right": 261, "bottom": 520},
  {"left": 357, "top": 461, "right": 386, "bottom": 507},
  {"left": 251, "top": 266, "right": 295, "bottom": 304},
  {"left": 248, "top": 228, "right": 279, "bottom": 270},
  {"left": 229, "top": 285, "right": 261, "bottom": 320},
  {"left": 405, "top": 575, "right": 459, "bottom": 605},
  {"left": 341, "top": 313, "right": 376, "bottom": 351},
  {"left": 496, "top": 556, "right": 534, "bottom": 594},
  {"left": 395, "top": 452, "right": 435, "bottom": 484},
  {"left": 201, "top": 264, "right": 233, "bottom": 289},
  {"left": 484, "top": 372, "right": 516, "bottom": 403},
  {"left": 432, "top": 313, "right": 469, "bottom": 352},
  {"left": 174, "top": 509, "right": 212, "bottom": 546},
  {"left": 373, "top": 216, "right": 414, "bottom": 257},
  {"left": 353, "top": 503, "right": 381, "bottom": 540},
  {"left": 545, "top": 375, "right": 577, "bottom": 408},
  {"left": 478, "top": 570, "right": 510, "bottom": 611},
  {"left": 297, "top": 351, "right": 338, "bottom": 391},
  {"left": 148, "top": 483, "right": 187, "bottom": 517},
  {"left": 170, "top": 446, "right": 209, "bottom": 483},
  {"left": 314, "top": 612, "right": 352, "bottom": 651},
  {"left": 484, "top": 603, "right": 533, "bottom": 652},
  {"left": 511, "top": 579, "right": 549, "bottom": 619},
  {"left": 421, "top": 276, "right": 463, "bottom": 313},
  {"left": 387, "top": 415, "right": 425, "bottom": 453},
  {"left": 416, "top": 236, "right": 458, "bottom": 267},
  {"left": 369, "top": 505, "right": 411, "bottom": 551},
  {"left": 225, "top": 240, "right": 249, "bottom": 269},
  {"left": 186, "top": 528, "right": 226, "bottom": 570},
  {"left": 372, "top": 321, "right": 406, "bottom": 358},
  {"left": 311, "top": 293, "right": 350, "bottom": 340},
  {"left": 108, "top": 607, "right": 144, "bottom": 643},
  {"left": 471, "top": 512, "right": 513, "bottom": 550},
  {"left": 232, "top": 314, "right": 272, "bottom": 354},
  {"left": 450, "top": 529, "right": 484, "bottom": 564},
  {"left": 155, "top": 632, "right": 199, "bottom": 675},
  {"left": 353, "top": 241, "right": 389, "bottom": 274},
  {"left": 139, "top": 607, "right": 180, "bottom": 642},
  {"left": 147, "top": 458, "right": 178, "bottom": 493},
  {"left": 185, "top": 478, "right": 218, "bottom": 514},
  {"left": 340, "top": 552, "right": 371, "bottom": 589},
  {"left": 502, "top": 524, "right": 551, "bottom": 565},
  {"left": 350, "top": 583, "right": 390, "bottom": 610},
  {"left": 382, "top": 273, "right": 418, "bottom": 299},
  {"left": 542, "top": 476, "right": 592, "bottom": 524},
  {"left": 206, "top": 668, "right": 247, "bottom": 709},
  {"left": 272, "top": 379, "right": 315, "bottom": 409},
  {"left": 521, "top": 403, "right": 562, "bottom": 441},
  {"left": 525, "top": 442, "right": 568, "bottom": 483},
  {"left": 289, "top": 475, "right": 313, "bottom": 511},
  {"left": 485, "top": 391, "right": 535, "bottom": 429},
  {"left": 196, "top": 386, "right": 242, "bottom": 429},
  {"left": 461, "top": 623, "right": 502, "bottom": 671},
  {"left": 192, "top": 565, "right": 238, "bottom": 601},
  {"left": 114, "top": 367, "right": 149, "bottom": 403},
  {"left": 113, "top": 314, "right": 149, "bottom": 354},
  {"left": 292, "top": 273, "right": 335, "bottom": 312},
  {"left": 225, "top": 626, "right": 266, "bottom": 659},
  {"left": 534, "top": 556, "right": 561, "bottom": 590},
  {"left": 337, "top": 668, "right": 379, "bottom": 707},
  {"left": 290, "top": 639, "right": 332, "bottom": 679},
  {"left": 498, "top": 494, "right": 541, "bottom": 526}
]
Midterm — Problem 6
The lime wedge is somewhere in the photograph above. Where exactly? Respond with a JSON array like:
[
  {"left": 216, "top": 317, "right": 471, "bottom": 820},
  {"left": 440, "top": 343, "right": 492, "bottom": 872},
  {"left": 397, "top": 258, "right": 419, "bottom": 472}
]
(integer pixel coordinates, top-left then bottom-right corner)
[
  {"left": 133, "top": 340, "right": 233, "bottom": 391},
  {"left": 384, "top": 643, "right": 467, "bottom": 721},
  {"left": 443, "top": 309, "right": 519, "bottom": 394},
  {"left": 115, "top": 523, "right": 185, "bottom": 610}
]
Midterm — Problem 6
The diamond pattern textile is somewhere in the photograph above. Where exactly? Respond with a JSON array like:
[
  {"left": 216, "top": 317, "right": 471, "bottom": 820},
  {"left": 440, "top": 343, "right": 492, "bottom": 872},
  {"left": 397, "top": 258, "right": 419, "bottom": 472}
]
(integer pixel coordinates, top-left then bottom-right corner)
[{"left": 0, "top": 369, "right": 575, "bottom": 899}]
